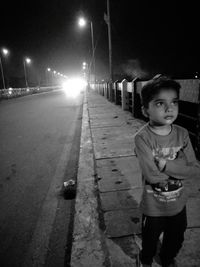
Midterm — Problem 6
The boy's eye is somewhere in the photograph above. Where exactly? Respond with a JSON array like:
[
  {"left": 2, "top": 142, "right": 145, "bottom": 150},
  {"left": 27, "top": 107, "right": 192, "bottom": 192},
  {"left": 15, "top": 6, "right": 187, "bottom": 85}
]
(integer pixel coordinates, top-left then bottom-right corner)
[
  {"left": 155, "top": 102, "right": 164, "bottom": 107},
  {"left": 154, "top": 100, "right": 179, "bottom": 108},
  {"left": 172, "top": 100, "right": 179, "bottom": 105}
]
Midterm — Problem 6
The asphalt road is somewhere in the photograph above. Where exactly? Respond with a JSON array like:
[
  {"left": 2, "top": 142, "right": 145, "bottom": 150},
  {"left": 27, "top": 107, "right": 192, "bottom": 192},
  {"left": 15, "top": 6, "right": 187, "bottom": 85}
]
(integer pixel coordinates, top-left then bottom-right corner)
[{"left": 0, "top": 89, "right": 83, "bottom": 267}]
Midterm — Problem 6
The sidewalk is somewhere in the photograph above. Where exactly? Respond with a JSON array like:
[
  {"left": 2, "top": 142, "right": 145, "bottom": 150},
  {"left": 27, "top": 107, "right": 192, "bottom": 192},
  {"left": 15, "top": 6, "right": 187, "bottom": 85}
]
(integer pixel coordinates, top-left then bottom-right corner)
[{"left": 71, "top": 90, "right": 200, "bottom": 267}]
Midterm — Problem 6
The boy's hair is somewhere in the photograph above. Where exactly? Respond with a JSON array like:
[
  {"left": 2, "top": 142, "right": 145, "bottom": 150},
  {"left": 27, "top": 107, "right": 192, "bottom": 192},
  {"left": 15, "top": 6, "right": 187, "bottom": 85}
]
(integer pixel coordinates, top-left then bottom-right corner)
[{"left": 141, "top": 75, "right": 181, "bottom": 108}]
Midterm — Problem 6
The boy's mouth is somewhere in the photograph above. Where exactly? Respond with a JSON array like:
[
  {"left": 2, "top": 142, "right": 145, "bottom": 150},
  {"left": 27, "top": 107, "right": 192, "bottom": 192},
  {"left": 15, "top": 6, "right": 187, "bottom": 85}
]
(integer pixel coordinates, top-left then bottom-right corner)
[{"left": 164, "top": 116, "right": 174, "bottom": 120}]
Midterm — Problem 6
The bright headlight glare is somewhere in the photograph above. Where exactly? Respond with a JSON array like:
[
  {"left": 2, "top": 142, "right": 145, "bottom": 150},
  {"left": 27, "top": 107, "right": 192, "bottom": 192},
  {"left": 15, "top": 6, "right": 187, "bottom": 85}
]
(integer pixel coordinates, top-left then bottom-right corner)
[{"left": 62, "top": 77, "right": 87, "bottom": 98}]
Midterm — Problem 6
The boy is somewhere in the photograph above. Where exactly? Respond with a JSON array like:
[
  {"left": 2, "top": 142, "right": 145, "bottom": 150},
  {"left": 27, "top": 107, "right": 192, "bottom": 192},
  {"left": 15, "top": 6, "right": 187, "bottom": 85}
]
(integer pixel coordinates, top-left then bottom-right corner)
[{"left": 134, "top": 75, "right": 200, "bottom": 267}]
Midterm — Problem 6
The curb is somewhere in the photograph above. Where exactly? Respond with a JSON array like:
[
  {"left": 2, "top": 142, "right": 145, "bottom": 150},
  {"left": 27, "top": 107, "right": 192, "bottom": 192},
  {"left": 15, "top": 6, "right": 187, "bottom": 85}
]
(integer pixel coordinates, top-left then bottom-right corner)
[{"left": 70, "top": 91, "right": 107, "bottom": 267}]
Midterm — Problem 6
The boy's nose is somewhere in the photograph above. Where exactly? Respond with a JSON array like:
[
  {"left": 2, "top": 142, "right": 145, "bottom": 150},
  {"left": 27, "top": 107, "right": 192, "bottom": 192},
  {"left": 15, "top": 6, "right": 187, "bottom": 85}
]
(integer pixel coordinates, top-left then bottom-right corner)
[{"left": 166, "top": 103, "right": 173, "bottom": 112}]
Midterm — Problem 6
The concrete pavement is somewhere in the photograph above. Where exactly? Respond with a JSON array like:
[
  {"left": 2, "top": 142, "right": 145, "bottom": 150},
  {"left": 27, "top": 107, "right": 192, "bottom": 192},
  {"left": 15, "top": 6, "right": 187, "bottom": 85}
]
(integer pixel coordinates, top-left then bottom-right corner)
[{"left": 71, "top": 89, "right": 200, "bottom": 267}]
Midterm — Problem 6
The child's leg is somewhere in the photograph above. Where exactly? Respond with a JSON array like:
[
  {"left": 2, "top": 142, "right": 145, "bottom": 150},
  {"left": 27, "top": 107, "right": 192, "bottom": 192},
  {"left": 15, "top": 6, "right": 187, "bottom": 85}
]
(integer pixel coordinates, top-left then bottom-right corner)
[
  {"left": 160, "top": 206, "right": 187, "bottom": 266},
  {"left": 140, "top": 214, "right": 164, "bottom": 265}
]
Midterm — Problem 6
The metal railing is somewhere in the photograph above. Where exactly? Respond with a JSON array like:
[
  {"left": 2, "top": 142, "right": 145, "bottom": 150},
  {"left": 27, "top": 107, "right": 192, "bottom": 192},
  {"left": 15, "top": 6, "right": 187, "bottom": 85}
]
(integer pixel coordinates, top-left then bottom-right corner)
[
  {"left": 0, "top": 86, "right": 61, "bottom": 100},
  {"left": 92, "top": 78, "right": 200, "bottom": 159}
]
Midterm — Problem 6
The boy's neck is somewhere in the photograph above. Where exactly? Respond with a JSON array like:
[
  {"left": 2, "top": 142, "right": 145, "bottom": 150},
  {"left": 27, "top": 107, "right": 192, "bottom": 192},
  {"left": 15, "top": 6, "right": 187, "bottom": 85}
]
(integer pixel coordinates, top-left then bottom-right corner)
[{"left": 148, "top": 123, "right": 172, "bottom": 136}]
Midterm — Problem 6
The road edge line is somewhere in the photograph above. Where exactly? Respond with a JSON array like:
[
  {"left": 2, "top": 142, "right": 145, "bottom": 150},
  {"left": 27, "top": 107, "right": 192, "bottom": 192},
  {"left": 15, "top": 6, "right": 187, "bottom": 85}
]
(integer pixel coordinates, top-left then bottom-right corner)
[{"left": 70, "top": 91, "right": 107, "bottom": 267}]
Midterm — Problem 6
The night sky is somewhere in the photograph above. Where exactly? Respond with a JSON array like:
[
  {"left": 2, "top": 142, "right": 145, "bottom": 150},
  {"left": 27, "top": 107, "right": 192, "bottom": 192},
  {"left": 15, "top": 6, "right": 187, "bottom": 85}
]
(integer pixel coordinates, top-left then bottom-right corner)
[{"left": 1, "top": 0, "right": 199, "bottom": 85}]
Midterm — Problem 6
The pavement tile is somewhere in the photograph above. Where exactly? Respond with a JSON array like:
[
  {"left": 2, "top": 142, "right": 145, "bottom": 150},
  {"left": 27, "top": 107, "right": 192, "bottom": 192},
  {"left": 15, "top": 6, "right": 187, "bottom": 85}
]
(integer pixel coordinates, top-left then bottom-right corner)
[
  {"left": 90, "top": 119, "right": 126, "bottom": 128},
  {"left": 89, "top": 112, "right": 125, "bottom": 119},
  {"left": 100, "top": 189, "right": 143, "bottom": 211},
  {"left": 184, "top": 177, "right": 200, "bottom": 198},
  {"left": 104, "top": 209, "right": 141, "bottom": 237},
  {"left": 96, "top": 157, "right": 142, "bottom": 192},
  {"left": 177, "top": 228, "right": 200, "bottom": 267},
  {"left": 106, "top": 238, "right": 137, "bottom": 266},
  {"left": 89, "top": 106, "right": 122, "bottom": 115},
  {"left": 91, "top": 126, "right": 137, "bottom": 143},
  {"left": 187, "top": 198, "right": 200, "bottom": 227},
  {"left": 94, "top": 140, "right": 136, "bottom": 159}
]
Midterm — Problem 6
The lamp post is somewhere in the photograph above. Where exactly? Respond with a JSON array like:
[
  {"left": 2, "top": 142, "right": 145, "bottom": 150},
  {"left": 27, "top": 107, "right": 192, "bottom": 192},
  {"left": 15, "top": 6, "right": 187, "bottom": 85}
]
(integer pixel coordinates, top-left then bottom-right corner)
[
  {"left": 46, "top": 68, "right": 51, "bottom": 86},
  {"left": 106, "top": 0, "right": 113, "bottom": 83},
  {"left": 53, "top": 70, "right": 57, "bottom": 85},
  {"left": 82, "top": 61, "right": 89, "bottom": 81},
  {"left": 0, "top": 48, "right": 9, "bottom": 89},
  {"left": 23, "top": 57, "right": 31, "bottom": 88},
  {"left": 78, "top": 17, "right": 95, "bottom": 86}
]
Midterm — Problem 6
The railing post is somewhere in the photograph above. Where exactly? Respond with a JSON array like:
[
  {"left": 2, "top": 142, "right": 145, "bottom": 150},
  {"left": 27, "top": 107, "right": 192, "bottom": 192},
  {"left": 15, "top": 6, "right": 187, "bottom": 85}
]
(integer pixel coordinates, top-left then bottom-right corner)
[
  {"left": 113, "top": 81, "right": 116, "bottom": 103},
  {"left": 99, "top": 83, "right": 101, "bottom": 95},
  {"left": 121, "top": 79, "right": 129, "bottom": 110},
  {"left": 108, "top": 82, "right": 114, "bottom": 102},
  {"left": 108, "top": 82, "right": 111, "bottom": 100},
  {"left": 102, "top": 83, "right": 104, "bottom": 96},
  {"left": 101, "top": 83, "right": 103, "bottom": 96},
  {"left": 106, "top": 82, "right": 109, "bottom": 99},
  {"left": 196, "top": 82, "right": 200, "bottom": 159},
  {"left": 131, "top": 78, "right": 138, "bottom": 117}
]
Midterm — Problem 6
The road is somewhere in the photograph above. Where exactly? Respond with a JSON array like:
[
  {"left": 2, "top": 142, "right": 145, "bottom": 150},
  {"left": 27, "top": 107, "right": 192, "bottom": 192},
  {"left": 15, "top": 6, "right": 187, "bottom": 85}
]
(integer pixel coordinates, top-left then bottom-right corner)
[{"left": 0, "top": 89, "right": 83, "bottom": 267}]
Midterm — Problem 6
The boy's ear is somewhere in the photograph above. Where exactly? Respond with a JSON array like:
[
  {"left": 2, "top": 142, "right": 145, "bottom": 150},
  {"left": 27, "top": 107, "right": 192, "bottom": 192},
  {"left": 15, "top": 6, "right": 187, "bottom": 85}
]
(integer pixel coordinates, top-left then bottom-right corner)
[{"left": 141, "top": 106, "right": 149, "bottom": 118}]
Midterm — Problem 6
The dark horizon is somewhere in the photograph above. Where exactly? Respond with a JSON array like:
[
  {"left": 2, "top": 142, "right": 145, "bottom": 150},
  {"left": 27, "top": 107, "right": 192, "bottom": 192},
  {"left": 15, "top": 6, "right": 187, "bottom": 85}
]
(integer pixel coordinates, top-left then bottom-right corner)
[{"left": 0, "top": 0, "right": 199, "bottom": 88}]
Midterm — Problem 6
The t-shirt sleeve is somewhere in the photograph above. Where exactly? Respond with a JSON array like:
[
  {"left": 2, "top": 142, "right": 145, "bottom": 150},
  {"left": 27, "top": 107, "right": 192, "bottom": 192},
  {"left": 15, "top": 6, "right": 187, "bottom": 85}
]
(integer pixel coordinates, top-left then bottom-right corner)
[
  {"left": 135, "top": 134, "right": 169, "bottom": 184},
  {"left": 164, "top": 131, "right": 200, "bottom": 179}
]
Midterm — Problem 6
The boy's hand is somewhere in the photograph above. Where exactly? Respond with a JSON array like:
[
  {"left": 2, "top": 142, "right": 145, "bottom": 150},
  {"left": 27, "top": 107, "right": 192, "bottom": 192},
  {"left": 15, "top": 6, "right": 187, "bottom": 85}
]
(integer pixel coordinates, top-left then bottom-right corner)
[
  {"left": 155, "top": 157, "right": 167, "bottom": 171},
  {"left": 158, "top": 158, "right": 167, "bottom": 171}
]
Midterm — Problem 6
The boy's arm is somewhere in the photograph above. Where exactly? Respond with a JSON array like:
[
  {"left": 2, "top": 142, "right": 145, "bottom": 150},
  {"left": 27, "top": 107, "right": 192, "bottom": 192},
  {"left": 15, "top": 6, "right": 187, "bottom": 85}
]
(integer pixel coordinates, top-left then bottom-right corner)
[
  {"left": 135, "top": 135, "right": 169, "bottom": 184},
  {"left": 163, "top": 134, "right": 200, "bottom": 179}
]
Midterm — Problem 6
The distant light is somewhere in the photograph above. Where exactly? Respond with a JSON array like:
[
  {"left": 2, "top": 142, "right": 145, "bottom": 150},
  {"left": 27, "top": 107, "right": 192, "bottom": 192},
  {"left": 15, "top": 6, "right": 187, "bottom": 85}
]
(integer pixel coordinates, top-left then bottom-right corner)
[
  {"left": 2, "top": 48, "right": 9, "bottom": 56},
  {"left": 8, "top": 87, "right": 12, "bottom": 95},
  {"left": 62, "top": 77, "right": 87, "bottom": 98},
  {"left": 194, "top": 72, "right": 199, "bottom": 79},
  {"left": 47, "top": 68, "right": 51, "bottom": 71},
  {"left": 25, "top": 58, "right": 31, "bottom": 64},
  {"left": 53, "top": 71, "right": 56, "bottom": 74},
  {"left": 78, "top": 17, "right": 86, "bottom": 27}
]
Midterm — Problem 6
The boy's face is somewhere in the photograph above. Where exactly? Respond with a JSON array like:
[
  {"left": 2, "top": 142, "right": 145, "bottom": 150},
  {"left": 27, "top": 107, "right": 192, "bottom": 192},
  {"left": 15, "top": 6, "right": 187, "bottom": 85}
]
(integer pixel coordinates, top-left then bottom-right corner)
[{"left": 144, "top": 88, "right": 179, "bottom": 126}]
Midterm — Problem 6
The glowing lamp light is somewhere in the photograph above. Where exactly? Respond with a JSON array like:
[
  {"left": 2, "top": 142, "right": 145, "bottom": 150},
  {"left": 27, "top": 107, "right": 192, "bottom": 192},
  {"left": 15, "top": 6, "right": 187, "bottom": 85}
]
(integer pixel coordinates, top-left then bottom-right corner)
[
  {"left": 78, "top": 17, "right": 86, "bottom": 27},
  {"left": 8, "top": 88, "right": 13, "bottom": 95},
  {"left": 2, "top": 48, "right": 9, "bottom": 56},
  {"left": 25, "top": 58, "right": 31, "bottom": 64},
  {"left": 62, "top": 77, "right": 87, "bottom": 98}
]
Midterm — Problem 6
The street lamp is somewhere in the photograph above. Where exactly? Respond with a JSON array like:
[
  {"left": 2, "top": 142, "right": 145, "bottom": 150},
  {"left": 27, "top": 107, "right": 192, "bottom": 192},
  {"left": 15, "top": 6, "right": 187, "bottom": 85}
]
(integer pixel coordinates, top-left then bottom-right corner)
[
  {"left": 78, "top": 17, "right": 95, "bottom": 85},
  {"left": 46, "top": 67, "right": 51, "bottom": 86},
  {"left": 0, "top": 48, "right": 9, "bottom": 89},
  {"left": 52, "top": 70, "right": 57, "bottom": 85},
  {"left": 82, "top": 62, "right": 89, "bottom": 81},
  {"left": 23, "top": 57, "right": 31, "bottom": 88}
]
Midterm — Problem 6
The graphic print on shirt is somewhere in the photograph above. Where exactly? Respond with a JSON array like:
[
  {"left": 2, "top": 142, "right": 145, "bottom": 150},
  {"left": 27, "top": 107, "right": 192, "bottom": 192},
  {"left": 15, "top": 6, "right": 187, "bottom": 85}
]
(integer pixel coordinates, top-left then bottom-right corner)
[
  {"left": 152, "top": 146, "right": 182, "bottom": 160},
  {"left": 151, "top": 146, "right": 183, "bottom": 202}
]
